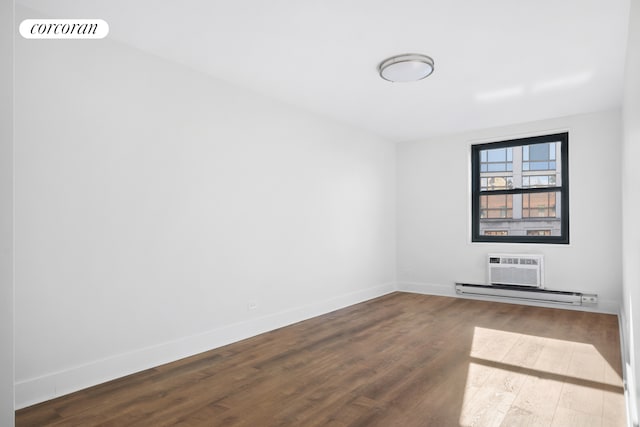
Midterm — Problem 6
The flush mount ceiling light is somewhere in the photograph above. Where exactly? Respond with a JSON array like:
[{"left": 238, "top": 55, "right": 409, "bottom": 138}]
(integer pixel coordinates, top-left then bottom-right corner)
[{"left": 378, "top": 53, "right": 434, "bottom": 83}]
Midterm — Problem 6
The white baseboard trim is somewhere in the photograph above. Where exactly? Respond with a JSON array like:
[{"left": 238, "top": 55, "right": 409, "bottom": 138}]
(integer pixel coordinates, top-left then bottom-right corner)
[
  {"left": 397, "top": 281, "right": 620, "bottom": 314},
  {"left": 619, "top": 307, "right": 639, "bottom": 427},
  {"left": 15, "top": 282, "right": 396, "bottom": 410},
  {"left": 397, "top": 281, "right": 455, "bottom": 297}
]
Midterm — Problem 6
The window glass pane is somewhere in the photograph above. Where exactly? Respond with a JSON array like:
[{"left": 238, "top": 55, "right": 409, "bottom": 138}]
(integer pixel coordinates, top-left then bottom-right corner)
[
  {"left": 529, "top": 161, "right": 549, "bottom": 171},
  {"left": 480, "top": 191, "right": 561, "bottom": 236},
  {"left": 485, "top": 230, "right": 508, "bottom": 236},
  {"left": 522, "top": 175, "right": 557, "bottom": 188},
  {"left": 529, "top": 143, "right": 549, "bottom": 161},
  {"left": 479, "top": 195, "right": 513, "bottom": 219},
  {"left": 531, "top": 176, "right": 548, "bottom": 186},
  {"left": 527, "top": 230, "right": 551, "bottom": 236},
  {"left": 480, "top": 147, "right": 513, "bottom": 175},
  {"left": 522, "top": 192, "right": 557, "bottom": 218},
  {"left": 487, "top": 148, "right": 506, "bottom": 162},
  {"left": 522, "top": 142, "right": 560, "bottom": 172},
  {"left": 482, "top": 176, "right": 513, "bottom": 190}
]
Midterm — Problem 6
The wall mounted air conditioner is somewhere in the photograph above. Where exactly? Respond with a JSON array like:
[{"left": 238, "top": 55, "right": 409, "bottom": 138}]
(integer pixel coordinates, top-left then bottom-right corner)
[{"left": 488, "top": 253, "right": 544, "bottom": 288}]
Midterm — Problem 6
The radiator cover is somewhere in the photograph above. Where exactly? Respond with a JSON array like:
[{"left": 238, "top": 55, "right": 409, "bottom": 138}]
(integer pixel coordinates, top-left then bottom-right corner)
[{"left": 455, "top": 283, "right": 582, "bottom": 305}]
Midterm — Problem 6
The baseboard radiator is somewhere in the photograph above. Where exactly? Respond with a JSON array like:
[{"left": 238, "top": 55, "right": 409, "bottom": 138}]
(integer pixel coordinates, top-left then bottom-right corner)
[{"left": 455, "top": 283, "right": 593, "bottom": 306}]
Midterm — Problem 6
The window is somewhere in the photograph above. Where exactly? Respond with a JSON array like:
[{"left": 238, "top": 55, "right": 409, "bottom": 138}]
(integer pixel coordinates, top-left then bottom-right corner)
[
  {"left": 527, "top": 230, "right": 551, "bottom": 236},
  {"left": 480, "top": 194, "right": 513, "bottom": 218},
  {"left": 522, "top": 175, "right": 555, "bottom": 188},
  {"left": 523, "top": 143, "right": 556, "bottom": 171},
  {"left": 485, "top": 230, "right": 508, "bottom": 236},
  {"left": 522, "top": 192, "right": 556, "bottom": 218},
  {"left": 471, "top": 133, "right": 569, "bottom": 244},
  {"left": 480, "top": 176, "right": 513, "bottom": 190},
  {"left": 480, "top": 147, "right": 513, "bottom": 172}
]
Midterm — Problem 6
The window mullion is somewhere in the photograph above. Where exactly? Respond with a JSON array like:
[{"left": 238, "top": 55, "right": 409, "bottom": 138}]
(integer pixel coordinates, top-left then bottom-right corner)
[{"left": 478, "top": 186, "right": 562, "bottom": 196}]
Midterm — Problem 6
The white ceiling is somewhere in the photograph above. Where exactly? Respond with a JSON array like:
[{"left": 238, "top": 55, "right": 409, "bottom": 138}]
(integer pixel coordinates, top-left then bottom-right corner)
[{"left": 17, "top": 0, "right": 630, "bottom": 142}]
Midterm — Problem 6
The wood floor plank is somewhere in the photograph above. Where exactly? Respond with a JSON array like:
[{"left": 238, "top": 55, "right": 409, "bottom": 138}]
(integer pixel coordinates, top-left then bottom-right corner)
[
  {"left": 16, "top": 293, "right": 626, "bottom": 426},
  {"left": 557, "top": 382, "right": 604, "bottom": 417},
  {"left": 533, "top": 337, "right": 574, "bottom": 376},
  {"left": 604, "top": 388, "right": 628, "bottom": 426},
  {"left": 550, "top": 406, "right": 602, "bottom": 427}
]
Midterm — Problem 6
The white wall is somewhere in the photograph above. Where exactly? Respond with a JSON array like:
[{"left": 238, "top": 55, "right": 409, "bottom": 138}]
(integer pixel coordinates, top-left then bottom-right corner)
[
  {"left": 14, "top": 13, "right": 396, "bottom": 407},
  {"left": 1, "top": 0, "right": 14, "bottom": 424},
  {"left": 397, "top": 110, "right": 622, "bottom": 313},
  {"left": 622, "top": 0, "right": 640, "bottom": 423}
]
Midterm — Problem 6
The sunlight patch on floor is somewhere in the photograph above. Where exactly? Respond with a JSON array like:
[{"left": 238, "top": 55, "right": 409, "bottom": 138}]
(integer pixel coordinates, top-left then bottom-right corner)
[{"left": 459, "top": 327, "right": 625, "bottom": 427}]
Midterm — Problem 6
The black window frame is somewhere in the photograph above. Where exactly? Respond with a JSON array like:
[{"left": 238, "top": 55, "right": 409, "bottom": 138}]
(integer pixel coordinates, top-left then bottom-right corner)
[{"left": 471, "top": 132, "right": 569, "bottom": 244}]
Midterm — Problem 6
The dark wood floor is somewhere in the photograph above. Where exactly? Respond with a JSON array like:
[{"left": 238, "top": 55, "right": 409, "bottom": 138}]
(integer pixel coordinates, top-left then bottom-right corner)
[{"left": 16, "top": 292, "right": 625, "bottom": 426}]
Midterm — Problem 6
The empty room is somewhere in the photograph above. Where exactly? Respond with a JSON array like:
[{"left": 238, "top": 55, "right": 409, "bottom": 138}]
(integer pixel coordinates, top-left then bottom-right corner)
[{"left": 3, "top": 0, "right": 640, "bottom": 426}]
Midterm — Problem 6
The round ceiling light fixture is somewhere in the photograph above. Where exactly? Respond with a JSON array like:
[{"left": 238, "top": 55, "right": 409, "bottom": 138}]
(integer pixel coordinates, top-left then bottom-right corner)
[{"left": 378, "top": 53, "right": 434, "bottom": 83}]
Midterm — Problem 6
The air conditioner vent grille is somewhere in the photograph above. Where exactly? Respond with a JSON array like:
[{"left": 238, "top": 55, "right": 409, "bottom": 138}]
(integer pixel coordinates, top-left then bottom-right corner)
[
  {"left": 490, "top": 266, "right": 539, "bottom": 287},
  {"left": 497, "top": 257, "right": 539, "bottom": 265},
  {"left": 487, "top": 253, "right": 544, "bottom": 288}
]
